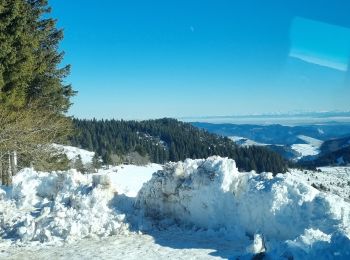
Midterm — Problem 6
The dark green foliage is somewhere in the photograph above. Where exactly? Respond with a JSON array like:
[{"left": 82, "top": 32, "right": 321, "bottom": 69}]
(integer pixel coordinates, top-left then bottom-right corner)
[
  {"left": 32, "top": 152, "right": 70, "bottom": 172},
  {"left": 0, "top": 0, "right": 75, "bottom": 111},
  {"left": 70, "top": 118, "right": 288, "bottom": 174},
  {"left": 0, "top": 0, "right": 75, "bottom": 182},
  {"left": 73, "top": 154, "right": 85, "bottom": 174},
  {"left": 91, "top": 153, "right": 102, "bottom": 170}
]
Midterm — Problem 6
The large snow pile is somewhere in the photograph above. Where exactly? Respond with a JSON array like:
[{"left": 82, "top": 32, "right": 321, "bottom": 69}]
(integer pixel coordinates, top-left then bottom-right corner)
[
  {"left": 0, "top": 168, "right": 128, "bottom": 245},
  {"left": 137, "top": 156, "right": 350, "bottom": 258}
]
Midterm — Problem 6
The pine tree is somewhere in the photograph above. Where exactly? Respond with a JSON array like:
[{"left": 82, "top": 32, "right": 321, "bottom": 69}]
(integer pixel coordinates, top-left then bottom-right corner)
[
  {"left": 73, "top": 155, "right": 85, "bottom": 174},
  {"left": 0, "top": 0, "right": 75, "bottom": 184},
  {"left": 92, "top": 153, "right": 102, "bottom": 171},
  {"left": 0, "top": 0, "right": 75, "bottom": 111}
]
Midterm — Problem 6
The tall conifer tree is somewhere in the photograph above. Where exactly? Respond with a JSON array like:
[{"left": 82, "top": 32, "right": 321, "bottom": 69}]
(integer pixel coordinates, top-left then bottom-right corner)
[{"left": 0, "top": 0, "right": 75, "bottom": 184}]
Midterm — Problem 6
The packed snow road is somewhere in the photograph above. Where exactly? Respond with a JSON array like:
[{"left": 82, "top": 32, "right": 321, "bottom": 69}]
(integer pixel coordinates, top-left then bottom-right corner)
[
  {"left": 1, "top": 230, "right": 246, "bottom": 260},
  {"left": 1, "top": 157, "right": 350, "bottom": 259}
]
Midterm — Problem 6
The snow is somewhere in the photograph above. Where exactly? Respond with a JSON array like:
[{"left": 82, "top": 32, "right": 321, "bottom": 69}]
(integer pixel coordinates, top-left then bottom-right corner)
[
  {"left": 137, "top": 157, "right": 350, "bottom": 258},
  {"left": 0, "top": 163, "right": 162, "bottom": 247},
  {"left": 1, "top": 156, "right": 350, "bottom": 259},
  {"left": 100, "top": 164, "right": 163, "bottom": 197},
  {"left": 291, "top": 135, "right": 323, "bottom": 159},
  {"left": 0, "top": 168, "right": 129, "bottom": 246},
  {"left": 52, "top": 144, "right": 95, "bottom": 165},
  {"left": 1, "top": 230, "right": 245, "bottom": 260},
  {"left": 290, "top": 167, "right": 350, "bottom": 200},
  {"left": 298, "top": 135, "right": 323, "bottom": 147},
  {"left": 229, "top": 136, "right": 268, "bottom": 146}
]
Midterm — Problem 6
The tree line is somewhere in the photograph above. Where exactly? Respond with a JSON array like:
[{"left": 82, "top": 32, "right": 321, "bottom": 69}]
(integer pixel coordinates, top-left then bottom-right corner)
[{"left": 70, "top": 118, "right": 288, "bottom": 174}]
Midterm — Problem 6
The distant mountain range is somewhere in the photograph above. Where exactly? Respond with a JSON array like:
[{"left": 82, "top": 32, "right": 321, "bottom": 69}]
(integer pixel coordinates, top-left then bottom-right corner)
[
  {"left": 182, "top": 111, "right": 350, "bottom": 125},
  {"left": 192, "top": 122, "right": 350, "bottom": 166}
]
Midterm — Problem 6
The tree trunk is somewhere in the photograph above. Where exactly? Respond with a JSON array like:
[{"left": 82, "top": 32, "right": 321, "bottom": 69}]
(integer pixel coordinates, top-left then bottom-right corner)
[
  {"left": 11, "top": 151, "right": 17, "bottom": 176},
  {"left": 7, "top": 152, "right": 12, "bottom": 186},
  {"left": 0, "top": 153, "right": 2, "bottom": 185},
  {"left": 1, "top": 153, "right": 9, "bottom": 186}
]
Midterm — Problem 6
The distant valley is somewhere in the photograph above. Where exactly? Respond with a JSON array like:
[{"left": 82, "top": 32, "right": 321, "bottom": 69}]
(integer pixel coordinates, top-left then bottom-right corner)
[{"left": 192, "top": 122, "right": 350, "bottom": 166}]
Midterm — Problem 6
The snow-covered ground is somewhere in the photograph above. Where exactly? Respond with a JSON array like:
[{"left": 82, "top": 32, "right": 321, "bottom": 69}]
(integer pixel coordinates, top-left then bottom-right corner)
[
  {"left": 2, "top": 230, "right": 245, "bottom": 260},
  {"left": 104, "top": 164, "right": 162, "bottom": 197},
  {"left": 290, "top": 167, "right": 350, "bottom": 201},
  {"left": 52, "top": 144, "right": 95, "bottom": 164},
  {"left": 229, "top": 136, "right": 269, "bottom": 146},
  {"left": 291, "top": 135, "right": 323, "bottom": 159},
  {"left": 1, "top": 157, "right": 350, "bottom": 259}
]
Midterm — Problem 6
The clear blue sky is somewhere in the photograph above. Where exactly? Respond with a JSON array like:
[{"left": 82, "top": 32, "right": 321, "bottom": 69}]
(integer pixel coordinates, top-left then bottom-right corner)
[{"left": 49, "top": 0, "right": 350, "bottom": 119}]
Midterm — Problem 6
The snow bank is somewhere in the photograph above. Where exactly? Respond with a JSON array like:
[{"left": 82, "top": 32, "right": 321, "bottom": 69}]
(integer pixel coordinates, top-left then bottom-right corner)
[
  {"left": 0, "top": 168, "right": 128, "bottom": 244},
  {"left": 137, "top": 156, "right": 350, "bottom": 257}
]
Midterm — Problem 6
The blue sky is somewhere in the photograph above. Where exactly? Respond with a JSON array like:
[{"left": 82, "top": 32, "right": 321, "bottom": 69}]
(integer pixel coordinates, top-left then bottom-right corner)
[{"left": 50, "top": 0, "right": 350, "bottom": 119}]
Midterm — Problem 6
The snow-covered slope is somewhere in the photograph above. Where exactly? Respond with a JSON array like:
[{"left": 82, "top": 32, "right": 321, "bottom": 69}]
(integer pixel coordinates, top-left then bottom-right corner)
[
  {"left": 52, "top": 144, "right": 95, "bottom": 164},
  {"left": 291, "top": 135, "right": 323, "bottom": 159},
  {"left": 229, "top": 136, "right": 268, "bottom": 146},
  {"left": 290, "top": 167, "right": 350, "bottom": 200}
]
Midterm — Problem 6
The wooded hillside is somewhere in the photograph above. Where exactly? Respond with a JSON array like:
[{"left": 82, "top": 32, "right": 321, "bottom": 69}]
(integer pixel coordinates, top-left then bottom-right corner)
[{"left": 70, "top": 118, "right": 288, "bottom": 174}]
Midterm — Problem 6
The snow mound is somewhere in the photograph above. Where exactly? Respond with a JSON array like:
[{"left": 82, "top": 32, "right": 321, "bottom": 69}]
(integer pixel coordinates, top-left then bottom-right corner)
[
  {"left": 0, "top": 168, "right": 128, "bottom": 245},
  {"left": 137, "top": 156, "right": 350, "bottom": 257}
]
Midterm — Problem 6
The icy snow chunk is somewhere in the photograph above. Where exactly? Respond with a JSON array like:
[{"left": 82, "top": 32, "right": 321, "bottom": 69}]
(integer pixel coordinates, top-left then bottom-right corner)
[
  {"left": 0, "top": 168, "right": 128, "bottom": 244},
  {"left": 246, "top": 233, "right": 266, "bottom": 254}
]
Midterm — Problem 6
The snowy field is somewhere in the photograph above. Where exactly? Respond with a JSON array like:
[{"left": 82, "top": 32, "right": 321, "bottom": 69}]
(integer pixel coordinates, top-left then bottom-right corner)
[
  {"left": 290, "top": 167, "right": 350, "bottom": 201},
  {"left": 1, "top": 157, "right": 350, "bottom": 259},
  {"left": 291, "top": 135, "right": 323, "bottom": 159},
  {"left": 229, "top": 136, "right": 269, "bottom": 147}
]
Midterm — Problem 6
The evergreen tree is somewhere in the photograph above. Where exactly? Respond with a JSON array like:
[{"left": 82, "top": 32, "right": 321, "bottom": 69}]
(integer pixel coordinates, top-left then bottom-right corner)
[
  {"left": 0, "top": 0, "right": 75, "bottom": 184},
  {"left": 70, "top": 118, "right": 288, "bottom": 174},
  {"left": 91, "top": 153, "right": 102, "bottom": 171},
  {"left": 73, "top": 154, "right": 85, "bottom": 174},
  {"left": 0, "top": 0, "right": 75, "bottom": 111}
]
